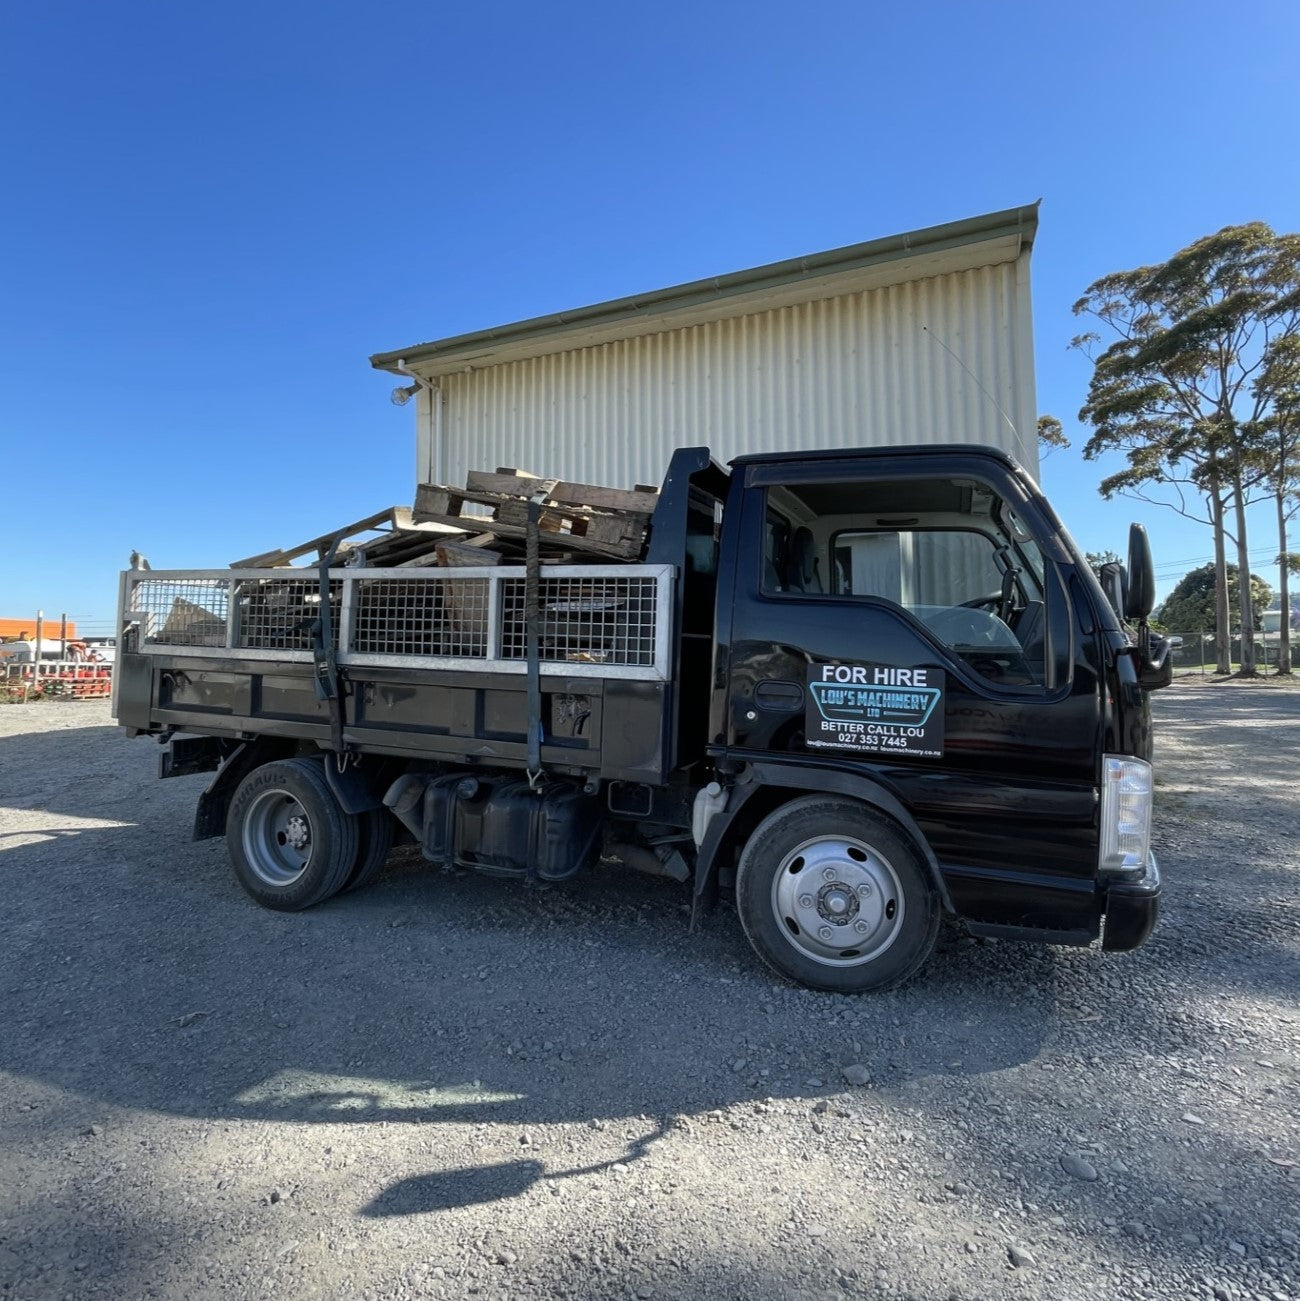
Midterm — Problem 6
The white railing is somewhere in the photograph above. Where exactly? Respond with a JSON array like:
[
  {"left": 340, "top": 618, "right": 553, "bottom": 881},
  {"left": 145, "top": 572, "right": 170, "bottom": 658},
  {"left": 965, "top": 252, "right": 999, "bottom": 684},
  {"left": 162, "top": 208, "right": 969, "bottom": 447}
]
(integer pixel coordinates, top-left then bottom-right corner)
[{"left": 119, "top": 565, "right": 676, "bottom": 682}]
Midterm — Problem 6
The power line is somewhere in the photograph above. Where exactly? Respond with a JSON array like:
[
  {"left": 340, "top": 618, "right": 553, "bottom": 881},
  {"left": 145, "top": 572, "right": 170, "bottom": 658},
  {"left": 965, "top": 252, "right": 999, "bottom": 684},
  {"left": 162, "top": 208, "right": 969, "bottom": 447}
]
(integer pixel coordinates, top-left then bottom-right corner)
[
  {"left": 1153, "top": 549, "right": 1281, "bottom": 577},
  {"left": 1154, "top": 549, "right": 1276, "bottom": 569}
]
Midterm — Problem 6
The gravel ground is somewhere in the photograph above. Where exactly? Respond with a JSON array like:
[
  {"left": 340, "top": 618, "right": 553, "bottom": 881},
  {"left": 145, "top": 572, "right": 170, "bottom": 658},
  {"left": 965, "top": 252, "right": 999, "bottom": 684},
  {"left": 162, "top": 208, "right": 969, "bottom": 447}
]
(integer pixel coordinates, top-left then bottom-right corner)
[{"left": 0, "top": 687, "right": 1297, "bottom": 1301}]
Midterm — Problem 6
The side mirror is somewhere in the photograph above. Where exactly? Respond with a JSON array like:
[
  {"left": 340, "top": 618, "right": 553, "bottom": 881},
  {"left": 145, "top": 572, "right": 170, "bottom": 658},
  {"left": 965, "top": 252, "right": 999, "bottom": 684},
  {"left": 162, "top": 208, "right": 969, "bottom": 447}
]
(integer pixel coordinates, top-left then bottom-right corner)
[
  {"left": 1139, "top": 632, "right": 1174, "bottom": 690},
  {"left": 1125, "top": 522, "right": 1155, "bottom": 621},
  {"left": 1100, "top": 562, "right": 1128, "bottom": 622}
]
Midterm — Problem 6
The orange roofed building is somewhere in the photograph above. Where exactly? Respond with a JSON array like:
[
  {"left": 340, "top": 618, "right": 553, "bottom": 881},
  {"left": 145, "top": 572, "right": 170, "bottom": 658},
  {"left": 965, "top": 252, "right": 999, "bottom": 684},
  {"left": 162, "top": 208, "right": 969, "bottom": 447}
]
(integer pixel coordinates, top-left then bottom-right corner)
[{"left": 0, "top": 618, "right": 77, "bottom": 641}]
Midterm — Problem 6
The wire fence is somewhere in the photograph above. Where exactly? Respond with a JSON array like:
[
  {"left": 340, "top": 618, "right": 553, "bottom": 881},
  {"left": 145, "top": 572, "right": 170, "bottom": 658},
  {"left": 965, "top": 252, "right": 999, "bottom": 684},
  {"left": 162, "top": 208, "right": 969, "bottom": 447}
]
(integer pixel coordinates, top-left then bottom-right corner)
[{"left": 1164, "top": 631, "right": 1296, "bottom": 676}]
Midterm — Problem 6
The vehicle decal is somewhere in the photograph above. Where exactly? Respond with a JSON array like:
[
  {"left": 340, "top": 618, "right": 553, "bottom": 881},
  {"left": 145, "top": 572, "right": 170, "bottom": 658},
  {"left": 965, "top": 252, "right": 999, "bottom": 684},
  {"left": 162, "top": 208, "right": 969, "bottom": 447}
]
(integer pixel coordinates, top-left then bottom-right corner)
[{"left": 804, "top": 663, "right": 945, "bottom": 757}]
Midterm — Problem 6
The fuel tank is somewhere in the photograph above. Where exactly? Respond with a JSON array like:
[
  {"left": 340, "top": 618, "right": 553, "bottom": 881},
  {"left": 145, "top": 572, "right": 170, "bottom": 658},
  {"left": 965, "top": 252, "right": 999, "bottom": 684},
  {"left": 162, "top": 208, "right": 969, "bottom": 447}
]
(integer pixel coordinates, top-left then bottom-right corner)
[{"left": 420, "top": 773, "right": 602, "bottom": 881}]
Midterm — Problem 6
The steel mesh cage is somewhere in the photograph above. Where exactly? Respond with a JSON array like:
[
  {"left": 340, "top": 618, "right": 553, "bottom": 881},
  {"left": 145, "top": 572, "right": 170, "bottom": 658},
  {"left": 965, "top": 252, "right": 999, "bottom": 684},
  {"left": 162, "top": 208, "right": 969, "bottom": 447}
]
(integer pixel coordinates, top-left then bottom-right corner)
[
  {"left": 353, "top": 576, "right": 491, "bottom": 658},
  {"left": 498, "top": 574, "right": 659, "bottom": 667},
  {"left": 235, "top": 578, "right": 341, "bottom": 651},
  {"left": 128, "top": 579, "right": 230, "bottom": 647},
  {"left": 122, "top": 565, "right": 671, "bottom": 679}
]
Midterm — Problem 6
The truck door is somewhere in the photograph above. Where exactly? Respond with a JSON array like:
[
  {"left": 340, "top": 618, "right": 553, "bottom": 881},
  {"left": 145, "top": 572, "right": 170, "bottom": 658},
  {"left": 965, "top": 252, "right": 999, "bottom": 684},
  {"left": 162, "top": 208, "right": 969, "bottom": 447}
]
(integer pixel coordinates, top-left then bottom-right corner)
[{"left": 713, "top": 451, "right": 1102, "bottom": 936}]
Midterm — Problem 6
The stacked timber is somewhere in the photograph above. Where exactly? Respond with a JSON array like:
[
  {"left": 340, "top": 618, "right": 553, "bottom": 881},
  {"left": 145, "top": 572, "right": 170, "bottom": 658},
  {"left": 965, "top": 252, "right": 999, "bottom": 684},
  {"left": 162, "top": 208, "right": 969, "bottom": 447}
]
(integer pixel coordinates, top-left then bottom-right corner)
[
  {"left": 228, "top": 469, "right": 658, "bottom": 570},
  {"left": 411, "top": 469, "right": 658, "bottom": 562}
]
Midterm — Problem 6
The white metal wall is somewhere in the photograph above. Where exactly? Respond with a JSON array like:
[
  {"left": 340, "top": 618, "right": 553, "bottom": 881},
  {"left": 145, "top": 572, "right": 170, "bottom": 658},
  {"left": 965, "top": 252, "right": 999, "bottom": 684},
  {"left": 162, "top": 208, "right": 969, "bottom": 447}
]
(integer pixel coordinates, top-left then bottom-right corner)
[{"left": 418, "top": 257, "right": 1038, "bottom": 490}]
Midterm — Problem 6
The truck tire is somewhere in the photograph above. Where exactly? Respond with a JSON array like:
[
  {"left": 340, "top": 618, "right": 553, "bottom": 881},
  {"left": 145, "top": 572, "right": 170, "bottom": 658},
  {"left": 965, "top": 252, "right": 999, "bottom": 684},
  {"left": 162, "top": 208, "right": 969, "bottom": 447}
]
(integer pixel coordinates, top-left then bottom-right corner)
[
  {"left": 736, "top": 796, "right": 939, "bottom": 993},
  {"left": 226, "top": 758, "right": 359, "bottom": 911},
  {"left": 342, "top": 808, "right": 396, "bottom": 893}
]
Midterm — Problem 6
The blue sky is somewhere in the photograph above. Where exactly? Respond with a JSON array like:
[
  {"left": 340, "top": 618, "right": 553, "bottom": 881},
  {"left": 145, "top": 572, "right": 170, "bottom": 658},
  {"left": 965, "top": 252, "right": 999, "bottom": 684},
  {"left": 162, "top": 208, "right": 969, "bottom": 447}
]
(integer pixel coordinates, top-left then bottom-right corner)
[{"left": 2, "top": 1, "right": 1298, "bottom": 636}]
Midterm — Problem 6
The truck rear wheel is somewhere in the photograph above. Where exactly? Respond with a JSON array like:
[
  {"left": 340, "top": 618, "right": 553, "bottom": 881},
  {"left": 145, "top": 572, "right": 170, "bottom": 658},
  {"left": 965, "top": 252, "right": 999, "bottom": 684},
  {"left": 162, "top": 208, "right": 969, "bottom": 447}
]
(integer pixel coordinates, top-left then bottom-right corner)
[
  {"left": 736, "top": 796, "right": 939, "bottom": 993},
  {"left": 226, "top": 758, "right": 359, "bottom": 911},
  {"left": 342, "top": 808, "right": 396, "bottom": 893}
]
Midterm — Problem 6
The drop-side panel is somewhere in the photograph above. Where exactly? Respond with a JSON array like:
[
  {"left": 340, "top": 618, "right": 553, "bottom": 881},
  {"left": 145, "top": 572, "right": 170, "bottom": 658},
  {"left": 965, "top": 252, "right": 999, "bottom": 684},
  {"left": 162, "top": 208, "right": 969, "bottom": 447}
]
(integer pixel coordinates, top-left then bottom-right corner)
[{"left": 117, "top": 654, "right": 670, "bottom": 784}]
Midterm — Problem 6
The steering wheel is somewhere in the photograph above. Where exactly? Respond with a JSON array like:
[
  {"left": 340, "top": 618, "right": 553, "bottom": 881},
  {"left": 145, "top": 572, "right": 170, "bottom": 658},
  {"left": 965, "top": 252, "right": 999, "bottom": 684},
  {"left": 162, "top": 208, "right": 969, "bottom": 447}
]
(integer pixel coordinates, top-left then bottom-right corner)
[{"left": 961, "top": 589, "right": 1015, "bottom": 624}]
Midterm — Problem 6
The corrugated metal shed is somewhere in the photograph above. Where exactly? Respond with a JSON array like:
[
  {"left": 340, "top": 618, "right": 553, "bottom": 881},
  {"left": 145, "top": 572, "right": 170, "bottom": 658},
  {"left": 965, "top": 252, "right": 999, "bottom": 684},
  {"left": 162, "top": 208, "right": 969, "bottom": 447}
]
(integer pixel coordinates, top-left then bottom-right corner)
[{"left": 372, "top": 205, "right": 1040, "bottom": 490}]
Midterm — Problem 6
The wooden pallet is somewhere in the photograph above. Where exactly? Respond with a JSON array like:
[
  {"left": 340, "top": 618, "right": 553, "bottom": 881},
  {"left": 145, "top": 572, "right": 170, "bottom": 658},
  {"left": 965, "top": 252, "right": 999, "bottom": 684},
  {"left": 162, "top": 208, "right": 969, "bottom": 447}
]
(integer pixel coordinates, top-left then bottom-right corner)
[
  {"left": 413, "top": 468, "right": 655, "bottom": 561},
  {"left": 228, "top": 469, "right": 659, "bottom": 571},
  {"left": 464, "top": 469, "right": 659, "bottom": 515}
]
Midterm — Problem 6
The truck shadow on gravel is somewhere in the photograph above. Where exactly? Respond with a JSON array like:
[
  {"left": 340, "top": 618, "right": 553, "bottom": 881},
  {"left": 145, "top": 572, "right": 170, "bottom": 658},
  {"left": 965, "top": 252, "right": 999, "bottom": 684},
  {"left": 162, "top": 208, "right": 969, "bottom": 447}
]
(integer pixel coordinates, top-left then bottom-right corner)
[
  {"left": 4, "top": 707, "right": 1297, "bottom": 1288},
  {"left": 2, "top": 760, "right": 1062, "bottom": 1130}
]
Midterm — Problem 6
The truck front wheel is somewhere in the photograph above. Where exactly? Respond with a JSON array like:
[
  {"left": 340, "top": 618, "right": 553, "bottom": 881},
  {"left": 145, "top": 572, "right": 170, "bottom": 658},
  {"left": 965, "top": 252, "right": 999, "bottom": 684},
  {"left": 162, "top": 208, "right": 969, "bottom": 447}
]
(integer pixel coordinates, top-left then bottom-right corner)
[
  {"left": 736, "top": 797, "right": 939, "bottom": 993},
  {"left": 226, "top": 758, "right": 359, "bottom": 911}
]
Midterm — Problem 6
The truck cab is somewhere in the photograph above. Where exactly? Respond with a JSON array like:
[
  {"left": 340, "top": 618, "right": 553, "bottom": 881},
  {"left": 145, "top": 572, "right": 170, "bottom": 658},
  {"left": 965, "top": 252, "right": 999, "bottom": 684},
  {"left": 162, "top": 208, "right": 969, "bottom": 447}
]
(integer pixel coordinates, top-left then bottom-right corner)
[{"left": 691, "top": 445, "right": 1162, "bottom": 991}]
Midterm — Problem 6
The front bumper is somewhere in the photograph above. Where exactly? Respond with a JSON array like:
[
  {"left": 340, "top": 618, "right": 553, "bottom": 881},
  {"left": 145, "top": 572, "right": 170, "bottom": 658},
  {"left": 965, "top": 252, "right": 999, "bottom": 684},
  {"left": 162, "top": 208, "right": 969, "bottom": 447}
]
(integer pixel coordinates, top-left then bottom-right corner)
[{"left": 1100, "top": 852, "right": 1161, "bottom": 951}]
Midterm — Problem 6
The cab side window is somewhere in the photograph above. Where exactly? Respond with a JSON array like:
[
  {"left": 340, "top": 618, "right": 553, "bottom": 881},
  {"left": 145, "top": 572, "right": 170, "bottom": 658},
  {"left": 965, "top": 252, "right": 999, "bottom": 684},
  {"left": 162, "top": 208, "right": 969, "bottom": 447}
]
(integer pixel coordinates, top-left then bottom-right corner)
[{"left": 761, "top": 478, "right": 1060, "bottom": 690}]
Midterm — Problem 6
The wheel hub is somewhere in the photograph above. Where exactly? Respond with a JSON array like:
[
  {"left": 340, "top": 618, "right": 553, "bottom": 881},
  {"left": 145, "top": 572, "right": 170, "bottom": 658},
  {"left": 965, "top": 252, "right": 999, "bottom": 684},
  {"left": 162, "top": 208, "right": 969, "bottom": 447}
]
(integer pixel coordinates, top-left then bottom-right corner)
[
  {"left": 817, "top": 882, "right": 859, "bottom": 925},
  {"left": 242, "top": 789, "right": 315, "bottom": 888},
  {"left": 284, "top": 815, "right": 310, "bottom": 852},
  {"left": 770, "top": 834, "right": 904, "bottom": 968}
]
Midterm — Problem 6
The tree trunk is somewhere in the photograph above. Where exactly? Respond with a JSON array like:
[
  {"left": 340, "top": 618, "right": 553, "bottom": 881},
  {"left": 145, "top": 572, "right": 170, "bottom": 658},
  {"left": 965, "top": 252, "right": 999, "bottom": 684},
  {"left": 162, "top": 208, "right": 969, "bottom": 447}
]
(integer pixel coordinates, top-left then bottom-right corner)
[
  {"left": 1279, "top": 486, "right": 1292, "bottom": 676},
  {"left": 1210, "top": 474, "right": 1231, "bottom": 673},
  {"left": 1231, "top": 466, "right": 1256, "bottom": 676}
]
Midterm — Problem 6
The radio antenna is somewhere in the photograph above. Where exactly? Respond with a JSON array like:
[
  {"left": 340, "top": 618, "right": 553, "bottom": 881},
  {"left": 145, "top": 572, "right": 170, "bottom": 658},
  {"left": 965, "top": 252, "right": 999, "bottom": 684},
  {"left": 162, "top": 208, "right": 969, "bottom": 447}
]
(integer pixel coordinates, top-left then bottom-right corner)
[{"left": 921, "top": 326, "right": 1033, "bottom": 467}]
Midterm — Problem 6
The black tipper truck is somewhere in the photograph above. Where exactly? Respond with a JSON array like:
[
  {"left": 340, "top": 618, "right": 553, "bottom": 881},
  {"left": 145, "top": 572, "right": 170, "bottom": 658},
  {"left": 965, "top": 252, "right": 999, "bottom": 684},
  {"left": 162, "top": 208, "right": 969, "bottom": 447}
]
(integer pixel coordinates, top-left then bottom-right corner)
[{"left": 114, "top": 444, "right": 1169, "bottom": 992}]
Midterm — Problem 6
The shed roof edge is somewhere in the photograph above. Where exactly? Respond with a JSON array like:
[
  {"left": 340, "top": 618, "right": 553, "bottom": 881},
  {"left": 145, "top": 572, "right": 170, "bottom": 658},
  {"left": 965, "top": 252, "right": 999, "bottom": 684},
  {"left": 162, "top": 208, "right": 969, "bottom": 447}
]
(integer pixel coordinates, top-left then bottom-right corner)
[{"left": 371, "top": 202, "right": 1040, "bottom": 377}]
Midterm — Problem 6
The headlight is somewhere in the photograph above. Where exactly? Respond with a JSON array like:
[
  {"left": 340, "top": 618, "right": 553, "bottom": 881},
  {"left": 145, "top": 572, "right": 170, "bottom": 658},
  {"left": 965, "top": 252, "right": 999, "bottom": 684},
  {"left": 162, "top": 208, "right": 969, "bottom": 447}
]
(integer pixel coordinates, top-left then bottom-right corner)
[{"left": 1099, "top": 755, "right": 1153, "bottom": 879}]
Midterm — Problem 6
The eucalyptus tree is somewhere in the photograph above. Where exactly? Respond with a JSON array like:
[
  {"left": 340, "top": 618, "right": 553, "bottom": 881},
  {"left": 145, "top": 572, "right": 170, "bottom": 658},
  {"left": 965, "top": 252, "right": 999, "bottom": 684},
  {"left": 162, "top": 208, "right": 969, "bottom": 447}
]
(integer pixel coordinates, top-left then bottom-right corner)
[
  {"left": 1253, "top": 331, "right": 1300, "bottom": 672},
  {"left": 1073, "top": 223, "right": 1300, "bottom": 676},
  {"left": 1037, "top": 414, "right": 1069, "bottom": 459}
]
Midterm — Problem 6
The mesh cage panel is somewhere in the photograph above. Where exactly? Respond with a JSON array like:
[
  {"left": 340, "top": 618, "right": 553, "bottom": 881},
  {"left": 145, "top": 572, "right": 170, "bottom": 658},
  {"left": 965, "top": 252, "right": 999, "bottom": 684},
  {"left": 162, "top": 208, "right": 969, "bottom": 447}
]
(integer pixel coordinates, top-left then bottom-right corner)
[
  {"left": 499, "top": 575, "right": 658, "bottom": 667},
  {"left": 352, "top": 576, "right": 490, "bottom": 658},
  {"left": 124, "top": 567, "right": 669, "bottom": 676},
  {"left": 128, "top": 579, "right": 230, "bottom": 647},
  {"left": 235, "top": 579, "right": 341, "bottom": 652}
]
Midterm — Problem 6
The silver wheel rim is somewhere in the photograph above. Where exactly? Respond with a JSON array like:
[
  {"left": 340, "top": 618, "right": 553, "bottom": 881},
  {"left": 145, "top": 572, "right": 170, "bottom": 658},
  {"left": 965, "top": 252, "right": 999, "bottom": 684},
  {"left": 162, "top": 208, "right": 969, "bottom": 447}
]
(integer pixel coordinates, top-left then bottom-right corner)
[
  {"left": 242, "top": 788, "right": 314, "bottom": 887},
  {"left": 770, "top": 834, "right": 905, "bottom": 967}
]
